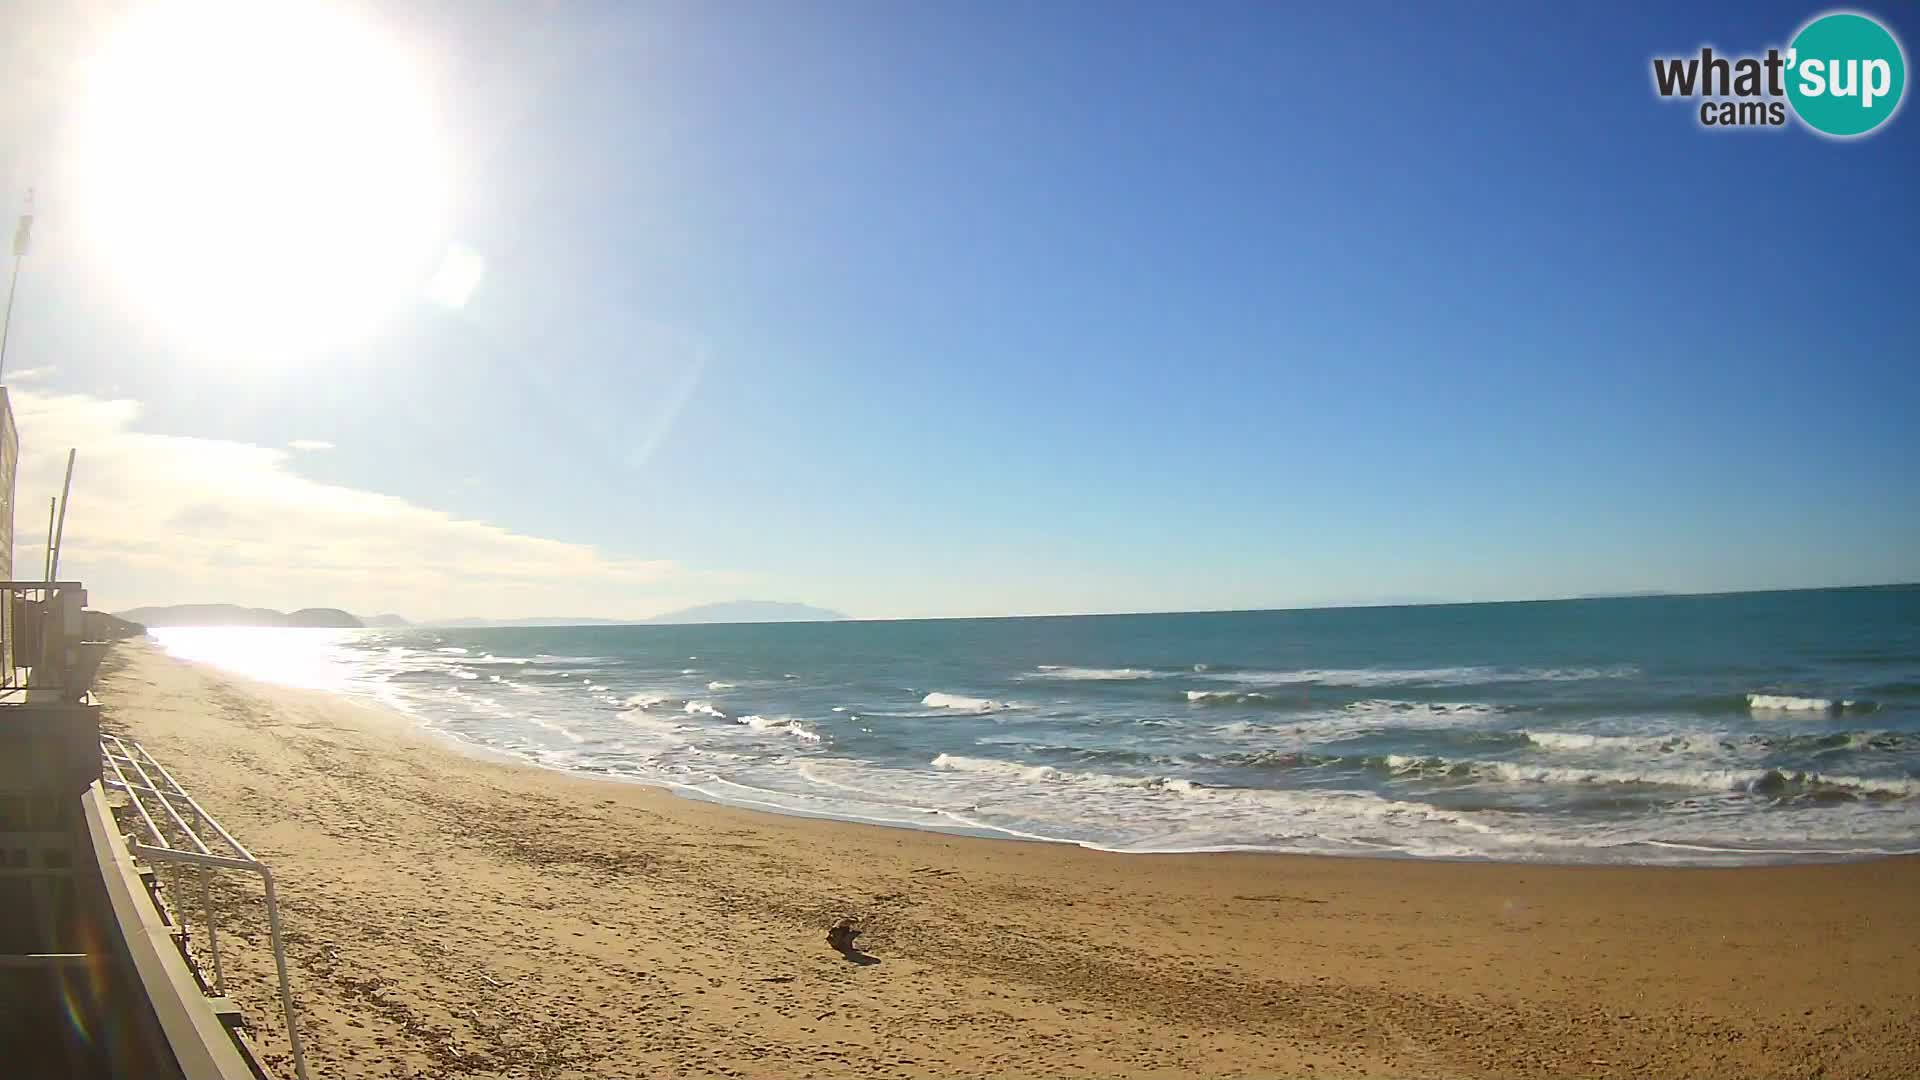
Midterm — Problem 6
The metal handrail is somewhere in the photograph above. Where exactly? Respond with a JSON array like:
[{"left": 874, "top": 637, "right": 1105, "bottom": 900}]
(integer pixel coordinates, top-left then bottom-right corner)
[
  {"left": 101, "top": 735, "right": 310, "bottom": 1080},
  {"left": 101, "top": 741, "right": 225, "bottom": 994}
]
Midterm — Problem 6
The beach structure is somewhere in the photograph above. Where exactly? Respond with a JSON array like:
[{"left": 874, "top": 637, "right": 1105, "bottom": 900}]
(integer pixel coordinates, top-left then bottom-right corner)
[{"left": 0, "top": 386, "right": 303, "bottom": 1078}]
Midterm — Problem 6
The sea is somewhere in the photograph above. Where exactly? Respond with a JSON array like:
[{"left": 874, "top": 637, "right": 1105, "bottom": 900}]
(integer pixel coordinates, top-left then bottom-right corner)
[{"left": 149, "top": 586, "right": 1920, "bottom": 865}]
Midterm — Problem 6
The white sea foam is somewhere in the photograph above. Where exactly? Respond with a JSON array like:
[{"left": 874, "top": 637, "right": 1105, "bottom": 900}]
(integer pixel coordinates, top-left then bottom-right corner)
[
  {"left": 1383, "top": 753, "right": 1439, "bottom": 774},
  {"left": 1199, "top": 665, "right": 1637, "bottom": 688},
  {"left": 1205, "top": 699, "right": 1504, "bottom": 748},
  {"left": 928, "top": 754, "right": 1500, "bottom": 829},
  {"left": 706, "top": 680, "right": 735, "bottom": 691},
  {"left": 1474, "top": 759, "right": 1764, "bottom": 790},
  {"left": 684, "top": 700, "right": 727, "bottom": 720},
  {"left": 739, "top": 714, "right": 821, "bottom": 743},
  {"left": 523, "top": 714, "right": 586, "bottom": 744},
  {"left": 922, "top": 692, "right": 1017, "bottom": 712},
  {"left": 1033, "top": 666, "right": 1162, "bottom": 680},
  {"left": 1355, "top": 699, "right": 1501, "bottom": 718},
  {"left": 1747, "top": 693, "right": 1860, "bottom": 713},
  {"left": 1469, "top": 759, "right": 1914, "bottom": 798},
  {"left": 1187, "top": 689, "right": 1269, "bottom": 703},
  {"left": 1189, "top": 692, "right": 1498, "bottom": 721},
  {"left": 1525, "top": 730, "right": 1735, "bottom": 755},
  {"left": 1305, "top": 700, "right": 1504, "bottom": 740},
  {"left": 931, "top": 753, "right": 1064, "bottom": 783},
  {"left": 739, "top": 753, "right": 1920, "bottom": 860},
  {"left": 615, "top": 709, "right": 698, "bottom": 739}
]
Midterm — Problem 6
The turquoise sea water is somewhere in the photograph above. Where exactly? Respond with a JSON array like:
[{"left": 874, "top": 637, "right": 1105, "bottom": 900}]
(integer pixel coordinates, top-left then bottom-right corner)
[{"left": 152, "top": 586, "right": 1920, "bottom": 864}]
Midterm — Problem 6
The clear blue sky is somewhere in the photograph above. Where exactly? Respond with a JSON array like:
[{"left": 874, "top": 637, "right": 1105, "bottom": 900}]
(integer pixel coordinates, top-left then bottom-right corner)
[{"left": 3, "top": 0, "right": 1916, "bottom": 618}]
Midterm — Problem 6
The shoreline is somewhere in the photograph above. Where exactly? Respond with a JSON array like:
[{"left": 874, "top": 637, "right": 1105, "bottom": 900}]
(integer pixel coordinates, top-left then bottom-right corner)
[
  {"left": 158, "top": 635, "right": 1914, "bottom": 869},
  {"left": 96, "top": 639, "right": 1920, "bottom": 1078},
  {"left": 529, "top": 772, "right": 1918, "bottom": 868}
]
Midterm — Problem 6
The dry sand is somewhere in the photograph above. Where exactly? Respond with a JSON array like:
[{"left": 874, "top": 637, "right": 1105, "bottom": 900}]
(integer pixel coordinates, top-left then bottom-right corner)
[{"left": 96, "top": 640, "right": 1920, "bottom": 1078}]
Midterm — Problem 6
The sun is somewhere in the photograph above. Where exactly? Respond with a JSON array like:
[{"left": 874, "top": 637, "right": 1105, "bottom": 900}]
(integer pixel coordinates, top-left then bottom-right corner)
[{"left": 67, "top": 1, "right": 450, "bottom": 361}]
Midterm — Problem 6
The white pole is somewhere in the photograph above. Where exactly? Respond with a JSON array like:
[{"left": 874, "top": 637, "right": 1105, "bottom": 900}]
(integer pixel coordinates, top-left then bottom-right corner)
[
  {"left": 42, "top": 497, "right": 55, "bottom": 581},
  {"left": 1, "top": 190, "right": 33, "bottom": 382},
  {"left": 49, "top": 449, "right": 74, "bottom": 580}
]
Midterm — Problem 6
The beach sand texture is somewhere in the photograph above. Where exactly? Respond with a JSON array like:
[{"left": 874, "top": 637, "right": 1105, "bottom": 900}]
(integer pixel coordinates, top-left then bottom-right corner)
[{"left": 96, "top": 641, "right": 1920, "bottom": 1078}]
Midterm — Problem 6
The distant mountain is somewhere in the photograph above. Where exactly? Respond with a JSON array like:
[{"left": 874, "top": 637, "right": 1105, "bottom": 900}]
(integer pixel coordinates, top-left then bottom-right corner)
[
  {"left": 116, "top": 604, "right": 363, "bottom": 628},
  {"left": 361, "top": 613, "right": 413, "bottom": 627},
  {"left": 84, "top": 611, "right": 147, "bottom": 640},
  {"left": 284, "top": 608, "right": 360, "bottom": 627},
  {"left": 422, "top": 616, "right": 635, "bottom": 628},
  {"left": 644, "top": 601, "right": 847, "bottom": 625}
]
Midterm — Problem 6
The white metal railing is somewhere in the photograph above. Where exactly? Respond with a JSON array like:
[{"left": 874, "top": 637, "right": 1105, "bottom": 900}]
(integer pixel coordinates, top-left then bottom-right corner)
[{"left": 100, "top": 734, "right": 309, "bottom": 1080}]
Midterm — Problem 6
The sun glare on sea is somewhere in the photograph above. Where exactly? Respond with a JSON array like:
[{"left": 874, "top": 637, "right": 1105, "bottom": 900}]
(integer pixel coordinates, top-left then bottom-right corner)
[{"left": 68, "top": 1, "right": 450, "bottom": 361}]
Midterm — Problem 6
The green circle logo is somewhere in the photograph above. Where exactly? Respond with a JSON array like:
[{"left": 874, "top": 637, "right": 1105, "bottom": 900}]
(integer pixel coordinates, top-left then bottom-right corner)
[{"left": 1787, "top": 12, "right": 1907, "bottom": 137}]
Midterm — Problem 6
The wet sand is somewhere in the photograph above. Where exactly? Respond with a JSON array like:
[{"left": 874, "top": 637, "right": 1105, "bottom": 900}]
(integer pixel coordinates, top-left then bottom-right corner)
[{"left": 96, "top": 640, "right": 1920, "bottom": 1078}]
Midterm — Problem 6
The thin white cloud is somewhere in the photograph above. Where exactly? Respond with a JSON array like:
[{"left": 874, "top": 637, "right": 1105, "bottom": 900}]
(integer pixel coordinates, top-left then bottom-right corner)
[
  {"left": 287, "top": 439, "right": 334, "bottom": 451},
  {"left": 5, "top": 366, "right": 56, "bottom": 382},
  {"left": 7, "top": 390, "right": 746, "bottom": 619}
]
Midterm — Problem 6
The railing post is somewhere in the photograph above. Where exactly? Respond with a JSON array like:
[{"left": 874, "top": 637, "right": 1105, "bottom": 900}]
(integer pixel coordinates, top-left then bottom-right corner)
[
  {"left": 199, "top": 865, "right": 225, "bottom": 996},
  {"left": 259, "top": 869, "right": 309, "bottom": 1080}
]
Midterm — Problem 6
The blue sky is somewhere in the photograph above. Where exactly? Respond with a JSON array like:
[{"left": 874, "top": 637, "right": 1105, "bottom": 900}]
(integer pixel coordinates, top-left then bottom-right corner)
[{"left": 1, "top": 0, "right": 1916, "bottom": 619}]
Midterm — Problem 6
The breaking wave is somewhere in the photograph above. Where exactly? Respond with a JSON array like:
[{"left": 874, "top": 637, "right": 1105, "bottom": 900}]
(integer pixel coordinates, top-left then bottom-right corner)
[
  {"left": 1187, "top": 689, "right": 1270, "bottom": 703},
  {"left": 928, "top": 754, "right": 1496, "bottom": 826},
  {"left": 1034, "top": 665, "right": 1163, "bottom": 680},
  {"left": 740, "top": 714, "right": 821, "bottom": 743},
  {"left": 1465, "top": 759, "right": 1914, "bottom": 800},
  {"left": 1525, "top": 729, "right": 1913, "bottom": 755},
  {"left": 1211, "top": 747, "right": 1918, "bottom": 800},
  {"left": 1525, "top": 730, "right": 1734, "bottom": 755},
  {"left": 1195, "top": 665, "right": 1638, "bottom": 688},
  {"left": 922, "top": 692, "right": 1020, "bottom": 712},
  {"left": 1747, "top": 693, "right": 1873, "bottom": 714}
]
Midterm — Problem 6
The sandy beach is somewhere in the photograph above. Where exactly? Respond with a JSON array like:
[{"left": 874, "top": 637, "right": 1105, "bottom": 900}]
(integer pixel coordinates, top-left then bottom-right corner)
[{"left": 95, "top": 640, "right": 1920, "bottom": 1079}]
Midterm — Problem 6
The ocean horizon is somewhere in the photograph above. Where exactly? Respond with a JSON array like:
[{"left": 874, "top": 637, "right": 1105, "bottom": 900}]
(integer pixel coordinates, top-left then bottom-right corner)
[
  {"left": 150, "top": 584, "right": 1920, "bottom": 867},
  {"left": 373, "top": 581, "right": 1920, "bottom": 628}
]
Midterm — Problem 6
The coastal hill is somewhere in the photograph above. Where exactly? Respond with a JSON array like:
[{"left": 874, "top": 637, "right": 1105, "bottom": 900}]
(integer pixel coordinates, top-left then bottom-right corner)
[
  {"left": 83, "top": 611, "right": 148, "bottom": 639},
  {"left": 428, "top": 617, "right": 630, "bottom": 628},
  {"left": 116, "top": 604, "right": 364, "bottom": 628},
  {"left": 643, "top": 601, "right": 846, "bottom": 625}
]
